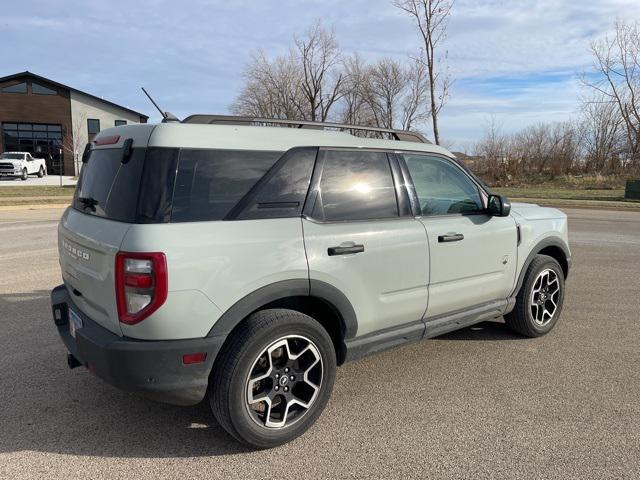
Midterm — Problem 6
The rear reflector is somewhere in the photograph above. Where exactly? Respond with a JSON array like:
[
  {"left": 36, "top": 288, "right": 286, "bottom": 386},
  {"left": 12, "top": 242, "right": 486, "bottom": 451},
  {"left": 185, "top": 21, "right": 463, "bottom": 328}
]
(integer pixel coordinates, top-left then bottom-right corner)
[
  {"left": 182, "top": 352, "right": 207, "bottom": 365},
  {"left": 94, "top": 135, "right": 120, "bottom": 146}
]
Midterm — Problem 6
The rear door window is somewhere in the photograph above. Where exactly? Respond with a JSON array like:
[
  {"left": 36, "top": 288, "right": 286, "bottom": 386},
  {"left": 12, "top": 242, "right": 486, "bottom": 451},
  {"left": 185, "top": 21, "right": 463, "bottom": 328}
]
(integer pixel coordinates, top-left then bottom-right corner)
[
  {"left": 171, "top": 149, "right": 283, "bottom": 222},
  {"left": 312, "top": 150, "right": 399, "bottom": 222}
]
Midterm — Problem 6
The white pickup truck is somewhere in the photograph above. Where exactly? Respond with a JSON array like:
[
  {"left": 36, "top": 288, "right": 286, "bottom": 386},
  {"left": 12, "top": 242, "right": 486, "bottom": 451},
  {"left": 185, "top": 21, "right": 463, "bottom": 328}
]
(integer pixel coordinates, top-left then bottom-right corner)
[{"left": 0, "top": 152, "right": 48, "bottom": 180}]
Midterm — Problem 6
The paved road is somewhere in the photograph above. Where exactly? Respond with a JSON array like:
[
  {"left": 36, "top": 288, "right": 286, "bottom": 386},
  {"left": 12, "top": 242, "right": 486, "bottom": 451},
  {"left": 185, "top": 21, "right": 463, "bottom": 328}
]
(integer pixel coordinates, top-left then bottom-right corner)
[{"left": 0, "top": 208, "right": 638, "bottom": 479}]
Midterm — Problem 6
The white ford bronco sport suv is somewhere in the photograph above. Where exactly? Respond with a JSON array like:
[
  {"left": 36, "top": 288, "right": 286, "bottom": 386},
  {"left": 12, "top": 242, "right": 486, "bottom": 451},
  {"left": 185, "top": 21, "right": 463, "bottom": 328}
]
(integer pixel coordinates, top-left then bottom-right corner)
[{"left": 51, "top": 116, "right": 570, "bottom": 448}]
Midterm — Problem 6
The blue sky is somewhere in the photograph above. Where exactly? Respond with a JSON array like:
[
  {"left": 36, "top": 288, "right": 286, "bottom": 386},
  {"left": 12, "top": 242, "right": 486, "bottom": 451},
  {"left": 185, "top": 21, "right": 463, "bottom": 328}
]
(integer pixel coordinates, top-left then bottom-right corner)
[{"left": 2, "top": 0, "right": 639, "bottom": 149}]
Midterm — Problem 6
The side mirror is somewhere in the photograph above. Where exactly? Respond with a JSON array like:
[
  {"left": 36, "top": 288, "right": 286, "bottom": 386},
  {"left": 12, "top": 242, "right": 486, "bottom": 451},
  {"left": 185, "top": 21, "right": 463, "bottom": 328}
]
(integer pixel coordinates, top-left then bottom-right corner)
[{"left": 487, "top": 194, "right": 511, "bottom": 217}]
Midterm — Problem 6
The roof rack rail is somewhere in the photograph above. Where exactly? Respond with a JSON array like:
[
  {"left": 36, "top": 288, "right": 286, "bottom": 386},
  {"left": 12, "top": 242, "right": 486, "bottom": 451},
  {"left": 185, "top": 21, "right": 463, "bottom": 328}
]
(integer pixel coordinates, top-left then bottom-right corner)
[{"left": 181, "top": 114, "right": 430, "bottom": 144}]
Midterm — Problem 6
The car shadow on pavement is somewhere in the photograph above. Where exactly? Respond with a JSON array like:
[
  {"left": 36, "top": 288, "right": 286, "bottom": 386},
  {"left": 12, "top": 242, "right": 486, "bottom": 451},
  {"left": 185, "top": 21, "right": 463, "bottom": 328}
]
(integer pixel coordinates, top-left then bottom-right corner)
[
  {"left": 0, "top": 290, "right": 251, "bottom": 458},
  {"left": 436, "top": 320, "right": 525, "bottom": 341}
]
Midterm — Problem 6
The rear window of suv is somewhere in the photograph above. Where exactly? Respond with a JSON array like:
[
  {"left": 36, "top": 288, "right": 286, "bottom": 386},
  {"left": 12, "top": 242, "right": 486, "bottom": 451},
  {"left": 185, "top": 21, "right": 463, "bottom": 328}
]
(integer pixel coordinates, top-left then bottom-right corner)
[
  {"left": 73, "top": 148, "right": 146, "bottom": 223},
  {"left": 73, "top": 147, "right": 285, "bottom": 223}
]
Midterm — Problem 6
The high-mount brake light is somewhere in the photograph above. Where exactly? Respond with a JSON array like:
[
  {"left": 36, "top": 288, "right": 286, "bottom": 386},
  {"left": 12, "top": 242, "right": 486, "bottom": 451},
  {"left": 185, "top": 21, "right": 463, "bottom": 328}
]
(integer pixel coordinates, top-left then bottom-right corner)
[
  {"left": 115, "top": 252, "right": 167, "bottom": 325},
  {"left": 94, "top": 135, "right": 120, "bottom": 146}
]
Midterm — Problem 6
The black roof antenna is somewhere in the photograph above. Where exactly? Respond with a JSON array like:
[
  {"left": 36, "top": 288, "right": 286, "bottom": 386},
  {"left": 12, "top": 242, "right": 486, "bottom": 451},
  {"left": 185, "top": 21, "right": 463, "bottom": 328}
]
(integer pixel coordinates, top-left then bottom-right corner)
[{"left": 141, "top": 87, "right": 180, "bottom": 122}]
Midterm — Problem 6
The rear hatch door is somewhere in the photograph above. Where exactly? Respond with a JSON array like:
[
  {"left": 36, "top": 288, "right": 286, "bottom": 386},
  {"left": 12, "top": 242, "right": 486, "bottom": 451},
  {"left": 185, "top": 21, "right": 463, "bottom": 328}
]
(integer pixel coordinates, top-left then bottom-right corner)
[
  {"left": 59, "top": 210, "right": 130, "bottom": 335},
  {"left": 60, "top": 142, "right": 148, "bottom": 335}
]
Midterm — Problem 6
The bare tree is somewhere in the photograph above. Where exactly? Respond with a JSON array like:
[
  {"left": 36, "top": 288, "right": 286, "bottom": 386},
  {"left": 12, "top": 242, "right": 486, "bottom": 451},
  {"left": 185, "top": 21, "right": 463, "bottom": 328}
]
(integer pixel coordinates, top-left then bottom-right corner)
[
  {"left": 365, "top": 58, "right": 406, "bottom": 129},
  {"left": 61, "top": 112, "right": 87, "bottom": 176},
  {"left": 548, "top": 122, "right": 580, "bottom": 176},
  {"left": 340, "top": 54, "right": 375, "bottom": 127},
  {"left": 393, "top": 0, "right": 454, "bottom": 144},
  {"left": 401, "top": 56, "right": 429, "bottom": 130},
  {"left": 474, "top": 118, "right": 582, "bottom": 181},
  {"left": 231, "top": 52, "right": 304, "bottom": 119},
  {"left": 340, "top": 56, "right": 429, "bottom": 132},
  {"left": 233, "top": 19, "right": 430, "bottom": 134},
  {"left": 294, "top": 21, "right": 344, "bottom": 121},
  {"left": 474, "top": 117, "right": 509, "bottom": 178},
  {"left": 233, "top": 21, "right": 344, "bottom": 122},
  {"left": 583, "top": 20, "right": 640, "bottom": 172},
  {"left": 578, "top": 94, "right": 625, "bottom": 173}
]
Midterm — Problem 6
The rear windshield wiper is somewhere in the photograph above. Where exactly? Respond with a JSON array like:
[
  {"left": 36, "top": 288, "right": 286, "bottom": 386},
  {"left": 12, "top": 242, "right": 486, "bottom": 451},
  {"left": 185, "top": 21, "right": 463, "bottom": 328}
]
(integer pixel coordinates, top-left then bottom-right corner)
[{"left": 77, "top": 196, "right": 98, "bottom": 212}]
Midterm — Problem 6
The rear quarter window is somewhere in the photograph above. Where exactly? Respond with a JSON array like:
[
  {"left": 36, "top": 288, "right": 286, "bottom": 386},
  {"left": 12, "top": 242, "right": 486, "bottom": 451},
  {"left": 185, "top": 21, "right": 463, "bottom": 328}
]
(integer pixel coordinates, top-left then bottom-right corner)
[
  {"left": 171, "top": 149, "right": 283, "bottom": 222},
  {"left": 235, "top": 147, "right": 317, "bottom": 220}
]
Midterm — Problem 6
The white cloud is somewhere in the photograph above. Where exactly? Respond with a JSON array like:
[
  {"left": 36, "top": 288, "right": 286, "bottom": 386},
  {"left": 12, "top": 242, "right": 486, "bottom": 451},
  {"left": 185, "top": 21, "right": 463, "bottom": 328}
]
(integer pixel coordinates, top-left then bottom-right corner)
[{"left": 444, "top": 0, "right": 640, "bottom": 77}]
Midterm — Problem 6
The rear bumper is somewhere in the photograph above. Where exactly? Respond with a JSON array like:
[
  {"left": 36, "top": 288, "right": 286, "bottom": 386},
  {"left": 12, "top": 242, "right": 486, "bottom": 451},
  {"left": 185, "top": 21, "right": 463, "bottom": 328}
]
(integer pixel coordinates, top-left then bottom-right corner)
[{"left": 50, "top": 284, "right": 225, "bottom": 406}]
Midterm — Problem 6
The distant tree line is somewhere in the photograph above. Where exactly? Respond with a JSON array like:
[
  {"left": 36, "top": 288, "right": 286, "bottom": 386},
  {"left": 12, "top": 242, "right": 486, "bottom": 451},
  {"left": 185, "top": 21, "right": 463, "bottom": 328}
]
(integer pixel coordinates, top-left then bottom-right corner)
[
  {"left": 232, "top": 0, "right": 453, "bottom": 144},
  {"left": 232, "top": 11, "right": 640, "bottom": 179},
  {"left": 474, "top": 20, "right": 640, "bottom": 180},
  {"left": 231, "top": 22, "right": 433, "bottom": 135}
]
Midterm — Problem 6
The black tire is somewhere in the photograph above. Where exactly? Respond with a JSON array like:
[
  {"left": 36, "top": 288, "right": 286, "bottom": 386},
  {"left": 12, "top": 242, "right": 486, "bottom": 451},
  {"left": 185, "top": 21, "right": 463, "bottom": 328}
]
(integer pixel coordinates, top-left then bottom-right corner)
[
  {"left": 505, "top": 254, "right": 565, "bottom": 337},
  {"left": 209, "top": 309, "right": 336, "bottom": 449},
  {"left": 21, "top": 168, "right": 28, "bottom": 181},
  {"left": 37, "top": 166, "right": 44, "bottom": 178}
]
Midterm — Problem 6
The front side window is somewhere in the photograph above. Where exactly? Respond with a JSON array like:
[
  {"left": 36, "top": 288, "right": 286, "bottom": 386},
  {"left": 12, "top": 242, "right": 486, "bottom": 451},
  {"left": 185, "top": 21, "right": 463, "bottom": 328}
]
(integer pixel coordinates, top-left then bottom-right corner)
[
  {"left": 401, "top": 154, "right": 484, "bottom": 216},
  {"left": 87, "top": 119, "right": 100, "bottom": 135},
  {"left": 2, "top": 82, "right": 27, "bottom": 93},
  {"left": 313, "top": 150, "right": 398, "bottom": 222}
]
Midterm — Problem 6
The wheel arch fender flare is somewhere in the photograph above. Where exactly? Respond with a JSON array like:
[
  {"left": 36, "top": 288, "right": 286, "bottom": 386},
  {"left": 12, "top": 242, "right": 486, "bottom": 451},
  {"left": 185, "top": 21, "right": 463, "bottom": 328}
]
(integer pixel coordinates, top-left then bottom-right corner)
[
  {"left": 511, "top": 236, "right": 571, "bottom": 298},
  {"left": 206, "top": 279, "right": 358, "bottom": 340}
]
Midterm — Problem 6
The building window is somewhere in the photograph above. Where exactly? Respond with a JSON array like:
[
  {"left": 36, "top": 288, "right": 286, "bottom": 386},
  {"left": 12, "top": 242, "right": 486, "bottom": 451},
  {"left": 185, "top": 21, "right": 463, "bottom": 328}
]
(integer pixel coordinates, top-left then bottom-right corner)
[
  {"left": 32, "top": 82, "right": 57, "bottom": 95},
  {"left": 2, "top": 82, "right": 27, "bottom": 94},
  {"left": 115, "top": 120, "right": 127, "bottom": 126},
  {"left": 2, "top": 123, "right": 64, "bottom": 173},
  {"left": 87, "top": 119, "right": 100, "bottom": 135}
]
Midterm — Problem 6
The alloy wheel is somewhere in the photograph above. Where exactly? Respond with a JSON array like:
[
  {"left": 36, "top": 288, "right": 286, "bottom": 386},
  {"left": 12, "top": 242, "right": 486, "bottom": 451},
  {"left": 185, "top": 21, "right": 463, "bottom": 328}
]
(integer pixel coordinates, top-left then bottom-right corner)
[
  {"left": 529, "top": 268, "right": 561, "bottom": 327},
  {"left": 245, "top": 335, "right": 323, "bottom": 429}
]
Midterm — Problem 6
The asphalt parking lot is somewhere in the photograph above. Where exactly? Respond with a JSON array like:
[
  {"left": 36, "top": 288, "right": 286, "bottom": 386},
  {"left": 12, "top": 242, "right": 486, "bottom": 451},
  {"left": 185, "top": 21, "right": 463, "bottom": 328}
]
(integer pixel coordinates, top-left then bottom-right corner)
[{"left": 0, "top": 207, "right": 638, "bottom": 479}]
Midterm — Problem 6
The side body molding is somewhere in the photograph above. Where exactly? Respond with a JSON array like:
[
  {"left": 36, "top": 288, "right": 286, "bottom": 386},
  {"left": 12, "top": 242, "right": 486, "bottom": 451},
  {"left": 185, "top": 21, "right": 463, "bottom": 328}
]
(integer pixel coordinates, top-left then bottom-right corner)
[{"left": 206, "top": 279, "right": 358, "bottom": 340}]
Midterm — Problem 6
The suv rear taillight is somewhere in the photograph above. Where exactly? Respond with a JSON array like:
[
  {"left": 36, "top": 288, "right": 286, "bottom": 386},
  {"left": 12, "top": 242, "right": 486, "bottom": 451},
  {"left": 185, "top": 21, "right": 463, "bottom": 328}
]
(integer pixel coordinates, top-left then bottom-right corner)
[{"left": 115, "top": 252, "right": 167, "bottom": 325}]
